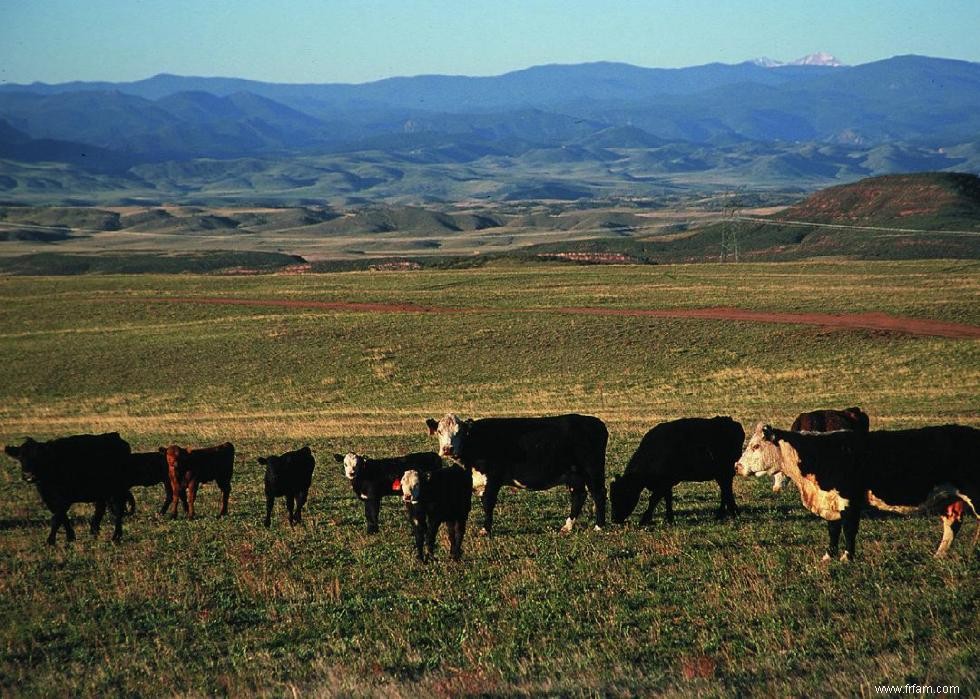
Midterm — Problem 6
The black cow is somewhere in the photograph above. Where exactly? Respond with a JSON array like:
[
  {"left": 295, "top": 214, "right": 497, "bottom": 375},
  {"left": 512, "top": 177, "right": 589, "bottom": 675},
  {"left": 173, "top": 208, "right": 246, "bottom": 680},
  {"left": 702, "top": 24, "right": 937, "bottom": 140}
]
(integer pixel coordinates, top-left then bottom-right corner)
[
  {"left": 334, "top": 451, "right": 443, "bottom": 533},
  {"left": 259, "top": 446, "right": 315, "bottom": 527},
  {"left": 402, "top": 466, "right": 473, "bottom": 562},
  {"left": 4, "top": 432, "right": 132, "bottom": 544},
  {"left": 160, "top": 442, "right": 234, "bottom": 519},
  {"left": 610, "top": 416, "right": 745, "bottom": 525},
  {"left": 126, "top": 451, "right": 173, "bottom": 515},
  {"left": 426, "top": 413, "right": 608, "bottom": 536},
  {"left": 736, "top": 423, "right": 979, "bottom": 560},
  {"left": 771, "top": 406, "right": 870, "bottom": 492}
]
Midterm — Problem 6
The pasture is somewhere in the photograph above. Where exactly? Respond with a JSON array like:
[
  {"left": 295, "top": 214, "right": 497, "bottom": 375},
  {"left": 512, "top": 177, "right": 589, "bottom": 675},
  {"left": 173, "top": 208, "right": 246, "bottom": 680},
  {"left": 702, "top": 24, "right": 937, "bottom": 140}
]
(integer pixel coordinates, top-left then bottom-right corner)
[{"left": 0, "top": 260, "right": 978, "bottom": 696}]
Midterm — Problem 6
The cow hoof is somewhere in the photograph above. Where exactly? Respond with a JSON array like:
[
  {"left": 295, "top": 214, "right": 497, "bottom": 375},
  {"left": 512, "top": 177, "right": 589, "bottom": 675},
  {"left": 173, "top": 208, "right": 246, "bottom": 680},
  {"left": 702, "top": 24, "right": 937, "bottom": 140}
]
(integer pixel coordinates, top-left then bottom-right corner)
[
  {"left": 478, "top": 528, "right": 489, "bottom": 536},
  {"left": 263, "top": 519, "right": 271, "bottom": 528},
  {"left": 839, "top": 552, "right": 851, "bottom": 563},
  {"left": 821, "top": 552, "right": 832, "bottom": 562},
  {"left": 593, "top": 525, "right": 603, "bottom": 532}
]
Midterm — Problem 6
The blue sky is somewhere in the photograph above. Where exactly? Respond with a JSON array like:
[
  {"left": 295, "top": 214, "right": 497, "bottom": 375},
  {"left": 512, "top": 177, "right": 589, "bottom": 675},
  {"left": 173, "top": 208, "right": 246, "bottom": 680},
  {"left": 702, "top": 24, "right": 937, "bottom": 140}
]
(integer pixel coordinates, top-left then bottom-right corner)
[{"left": 1, "top": 0, "right": 978, "bottom": 85}]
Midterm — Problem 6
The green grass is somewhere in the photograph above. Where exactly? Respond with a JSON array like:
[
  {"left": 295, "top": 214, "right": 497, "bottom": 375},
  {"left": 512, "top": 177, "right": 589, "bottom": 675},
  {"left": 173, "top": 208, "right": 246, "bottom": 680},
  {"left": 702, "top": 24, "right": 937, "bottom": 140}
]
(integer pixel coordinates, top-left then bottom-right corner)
[{"left": 0, "top": 261, "right": 978, "bottom": 696}]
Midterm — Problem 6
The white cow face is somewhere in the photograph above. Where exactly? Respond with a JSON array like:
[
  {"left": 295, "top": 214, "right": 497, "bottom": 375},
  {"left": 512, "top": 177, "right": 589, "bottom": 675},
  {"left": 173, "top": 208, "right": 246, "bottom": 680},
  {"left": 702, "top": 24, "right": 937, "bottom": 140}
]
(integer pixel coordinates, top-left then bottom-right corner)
[
  {"left": 334, "top": 452, "right": 365, "bottom": 480},
  {"left": 735, "top": 423, "right": 783, "bottom": 478},
  {"left": 426, "top": 414, "right": 469, "bottom": 459},
  {"left": 401, "top": 469, "right": 421, "bottom": 504}
]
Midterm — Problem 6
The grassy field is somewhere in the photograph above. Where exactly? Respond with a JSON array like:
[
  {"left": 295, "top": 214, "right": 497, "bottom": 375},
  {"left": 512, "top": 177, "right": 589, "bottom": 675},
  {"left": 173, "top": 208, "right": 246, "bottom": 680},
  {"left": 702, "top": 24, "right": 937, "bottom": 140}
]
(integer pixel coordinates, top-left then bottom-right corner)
[{"left": 0, "top": 260, "right": 978, "bottom": 696}]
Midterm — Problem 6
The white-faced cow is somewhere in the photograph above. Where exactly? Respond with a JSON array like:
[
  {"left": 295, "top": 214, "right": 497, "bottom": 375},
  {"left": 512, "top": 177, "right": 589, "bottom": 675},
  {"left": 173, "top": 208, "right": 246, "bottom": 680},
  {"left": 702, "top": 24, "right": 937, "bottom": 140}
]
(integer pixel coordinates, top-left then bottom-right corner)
[
  {"left": 610, "top": 416, "right": 744, "bottom": 525},
  {"left": 4, "top": 432, "right": 132, "bottom": 544},
  {"left": 772, "top": 406, "right": 870, "bottom": 493},
  {"left": 425, "top": 413, "right": 608, "bottom": 536},
  {"left": 401, "top": 466, "right": 473, "bottom": 562},
  {"left": 736, "top": 423, "right": 979, "bottom": 560},
  {"left": 335, "top": 451, "right": 443, "bottom": 533}
]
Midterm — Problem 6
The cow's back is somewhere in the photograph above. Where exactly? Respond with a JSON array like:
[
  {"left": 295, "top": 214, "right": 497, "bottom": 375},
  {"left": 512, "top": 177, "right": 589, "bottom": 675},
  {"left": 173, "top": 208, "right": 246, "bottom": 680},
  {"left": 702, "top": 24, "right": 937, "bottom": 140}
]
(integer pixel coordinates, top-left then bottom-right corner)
[
  {"left": 625, "top": 417, "right": 743, "bottom": 479},
  {"left": 863, "top": 425, "right": 979, "bottom": 505},
  {"left": 792, "top": 408, "right": 869, "bottom": 433},
  {"left": 464, "top": 414, "right": 606, "bottom": 475},
  {"left": 185, "top": 443, "right": 235, "bottom": 483},
  {"left": 33, "top": 433, "right": 131, "bottom": 503}
]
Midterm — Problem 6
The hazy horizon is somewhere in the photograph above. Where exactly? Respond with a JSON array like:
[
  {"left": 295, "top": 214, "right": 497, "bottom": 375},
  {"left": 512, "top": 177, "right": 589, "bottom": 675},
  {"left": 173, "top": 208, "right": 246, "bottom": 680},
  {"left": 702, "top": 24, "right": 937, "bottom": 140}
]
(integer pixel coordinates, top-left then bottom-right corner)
[{"left": 2, "top": 0, "right": 979, "bottom": 85}]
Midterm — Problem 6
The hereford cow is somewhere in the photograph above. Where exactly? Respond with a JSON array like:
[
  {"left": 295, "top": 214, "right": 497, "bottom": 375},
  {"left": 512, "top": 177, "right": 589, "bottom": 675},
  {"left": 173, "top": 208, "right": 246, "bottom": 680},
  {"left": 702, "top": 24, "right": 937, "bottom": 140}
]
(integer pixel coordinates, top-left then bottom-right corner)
[
  {"left": 335, "top": 451, "right": 443, "bottom": 533},
  {"left": 610, "top": 416, "right": 745, "bottom": 525},
  {"left": 425, "top": 413, "right": 608, "bottom": 536},
  {"left": 126, "top": 451, "right": 173, "bottom": 515},
  {"left": 402, "top": 466, "right": 473, "bottom": 562},
  {"left": 159, "top": 442, "right": 234, "bottom": 519},
  {"left": 772, "top": 406, "right": 870, "bottom": 492},
  {"left": 736, "top": 423, "right": 979, "bottom": 560},
  {"left": 258, "top": 446, "right": 315, "bottom": 527},
  {"left": 4, "top": 432, "right": 132, "bottom": 544}
]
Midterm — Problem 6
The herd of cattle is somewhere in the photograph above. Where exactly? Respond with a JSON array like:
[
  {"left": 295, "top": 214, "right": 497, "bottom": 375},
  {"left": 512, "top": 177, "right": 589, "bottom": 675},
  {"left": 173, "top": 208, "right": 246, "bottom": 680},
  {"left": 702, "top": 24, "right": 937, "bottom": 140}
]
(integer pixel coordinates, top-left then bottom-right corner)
[{"left": 3, "top": 408, "right": 978, "bottom": 562}]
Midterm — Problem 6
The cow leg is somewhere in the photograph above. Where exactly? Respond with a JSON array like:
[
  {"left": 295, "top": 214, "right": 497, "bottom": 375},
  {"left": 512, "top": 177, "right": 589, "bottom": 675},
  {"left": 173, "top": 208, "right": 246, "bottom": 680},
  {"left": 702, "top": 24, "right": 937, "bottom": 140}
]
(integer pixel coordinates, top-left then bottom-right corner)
[
  {"left": 159, "top": 480, "right": 174, "bottom": 516},
  {"left": 365, "top": 496, "right": 381, "bottom": 534},
  {"left": 637, "top": 488, "right": 661, "bottom": 526},
  {"left": 425, "top": 519, "right": 439, "bottom": 560},
  {"left": 562, "top": 483, "right": 587, "bottom": 533},
  {"left": 664, "top": 487, "right": 674, "bottom": 524},
  {"left": 935, "top": 500, "right": 965, "bottom": 558},
  {"left": 170, "top": 476, "right": 183, "bottom": 519},
  {"left": 286, "top": 495, "right": 296, "bottom": 526},
  {"left": 124, "top": 491, "right": 136, "bottom": 516},
  {"left": 186, "top": 481, "right": 198, "bottom": 520},
  {"left": 47, "top": 509, "right": 68, "bottom": 545},
  {"left": 824, "top": 519, "right": 842, "bottom": 561},
  {"left": 217, "top": 480, "right": 230, "bottom": 518},
  {"left": 480, "top": 480, "right": 502, "bottom": 537},
  {"left": 716, "top": 478, "right": 737, "bottom": 520},
  {"left": 91, "top": 501, "right": 107, "bottom": 536},
  {"left": 413, "top": 514, "right": 426, "bottom": 561},
  {"left": 294, "top": 491, "right": 307, "bottom": 524},
  {"left": 451, "top": 520, "right": 466, "bottom": 561},
  {"left": 109, "top": 497, "right": 124, "bottom": 542},
  {"left": 840, "top": 507, "right": 860, "bottom": 562},
  {"left": 586, "top": 476, "right": 607, "bottom": 530},
  {"left": 772, "top": 473, "right": 787, "bottom": 493},
  {"left": 264, "top": 494, "right": 275, "bottom": 528}
]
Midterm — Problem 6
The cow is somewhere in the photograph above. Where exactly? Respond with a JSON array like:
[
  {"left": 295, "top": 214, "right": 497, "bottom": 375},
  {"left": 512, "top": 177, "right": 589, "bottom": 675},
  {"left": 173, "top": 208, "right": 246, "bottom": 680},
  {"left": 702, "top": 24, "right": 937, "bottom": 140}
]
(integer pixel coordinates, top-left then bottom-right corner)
[
  {"left": 334, "top": 451, "right": 443, "bottom": 533},
  {"left": 125, "top": 451, "right": 174, "bottom": 515},
  {"left": 159, "top": 442, "right": 234, "bottom": 519},
  {"left": 610, "top": 416, "right": 745, "bottom": 525},
  {"left": 3, "top": 432, "right": 132, "bottom": 544},
  {"left": 425, "top": 413, "right": 608, "bottom": 536},
  {"left": 736, "top": 423, "right": 979, "bottom": 560},
  {"left": 771, "top": 406, "right": 870, "bottom": 492},
  {"left": 401, "top": 466, "right": 473, "bottom": 562},
  {"left": 258, "top": 446, "right": 315, "bottom": 528}
]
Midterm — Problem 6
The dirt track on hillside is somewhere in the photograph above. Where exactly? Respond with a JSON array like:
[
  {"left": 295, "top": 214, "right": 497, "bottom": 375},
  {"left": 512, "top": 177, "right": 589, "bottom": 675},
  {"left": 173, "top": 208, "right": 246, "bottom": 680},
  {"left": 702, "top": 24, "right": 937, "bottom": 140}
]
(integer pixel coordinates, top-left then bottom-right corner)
[{"left": 141, "top": 296, "right": 980, "bottom": 339}]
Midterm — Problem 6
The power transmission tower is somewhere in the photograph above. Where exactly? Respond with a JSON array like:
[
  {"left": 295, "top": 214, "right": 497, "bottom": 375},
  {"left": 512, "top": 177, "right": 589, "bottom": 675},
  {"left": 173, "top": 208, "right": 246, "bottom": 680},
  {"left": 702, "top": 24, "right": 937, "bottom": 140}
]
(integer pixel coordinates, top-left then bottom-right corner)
[{"left": 720, "top": 190, "right": 742, "bottom": 263}]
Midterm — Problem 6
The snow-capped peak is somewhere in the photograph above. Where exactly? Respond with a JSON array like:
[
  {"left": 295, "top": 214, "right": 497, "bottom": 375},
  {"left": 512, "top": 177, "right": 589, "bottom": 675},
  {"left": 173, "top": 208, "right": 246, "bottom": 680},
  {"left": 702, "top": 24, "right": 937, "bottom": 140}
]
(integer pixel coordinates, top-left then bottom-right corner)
[{"left": 751, "top": 52, "right": 845, "bottom": 68}]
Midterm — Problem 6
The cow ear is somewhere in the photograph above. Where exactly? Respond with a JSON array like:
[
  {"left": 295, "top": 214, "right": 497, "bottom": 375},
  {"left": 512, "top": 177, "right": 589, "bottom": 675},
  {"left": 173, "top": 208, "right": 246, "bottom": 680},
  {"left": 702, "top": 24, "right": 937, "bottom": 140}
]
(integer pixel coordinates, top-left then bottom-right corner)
[
  {"left": 158, "top": 446, "right": 167, "bottom": 454},
  {"left": 333, "top": 453, "right": 344, "bottom": 462},
  {"left": 762, "top": 424, "right": 775, "bottom": 441},
  {"left": 425, "top": 418, "right": 439, "bottom": 435},
  {"left": 257, "top": 457, "right": 268, "bottom": 465}
]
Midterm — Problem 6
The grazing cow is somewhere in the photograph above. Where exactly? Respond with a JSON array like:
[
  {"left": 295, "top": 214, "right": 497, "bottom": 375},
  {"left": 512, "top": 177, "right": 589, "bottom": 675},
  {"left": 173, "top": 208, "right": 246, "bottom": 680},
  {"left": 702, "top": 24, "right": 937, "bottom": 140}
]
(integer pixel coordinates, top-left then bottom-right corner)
[
  {"left": 126, "top": 451, "right": 174, "bottom": 515},
  {"left": 3, "top": 432, "right": 131, "bottom": 544},
  {"left": 425, "top": 413, "right": 608, "bottom": 536},
  {"left": 402, "top": 466, "right": 473, "bottom": 562},
  {"left": 610, "top": 416, "right": 745, "bottom": 525},
  {"left": 736, "top": 423, "right": 979, "bottom": 560},
  {"left": 258, "top": 446, "right": 315, "bottom": 527},
  {"left": 334, "top": 451, "right": 443, "bottom": 533},
  {"left": 159, "top": 442, "right": 234, "bottom": 519},
  {"left": 772, "top": 406, "right": 870, "bottom": 492}
]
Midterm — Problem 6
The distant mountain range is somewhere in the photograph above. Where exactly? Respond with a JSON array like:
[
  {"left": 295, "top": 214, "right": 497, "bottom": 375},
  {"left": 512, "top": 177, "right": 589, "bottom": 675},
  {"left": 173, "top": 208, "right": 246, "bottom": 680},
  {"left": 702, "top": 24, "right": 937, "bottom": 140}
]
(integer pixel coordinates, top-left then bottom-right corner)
[{"left": 0, "top": 55, "right": 978, "bottom": 205}]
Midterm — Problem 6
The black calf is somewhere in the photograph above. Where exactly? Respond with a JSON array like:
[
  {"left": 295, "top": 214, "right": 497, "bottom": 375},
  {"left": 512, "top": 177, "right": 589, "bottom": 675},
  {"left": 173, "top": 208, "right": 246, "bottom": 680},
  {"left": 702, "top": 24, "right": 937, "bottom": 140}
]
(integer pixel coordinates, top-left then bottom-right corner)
[
  {"left": 259, "top": 446, "right": 316, "bottom": 527},
  {"left": 402, "top": 466, "right": 473, "bottom": 562}
]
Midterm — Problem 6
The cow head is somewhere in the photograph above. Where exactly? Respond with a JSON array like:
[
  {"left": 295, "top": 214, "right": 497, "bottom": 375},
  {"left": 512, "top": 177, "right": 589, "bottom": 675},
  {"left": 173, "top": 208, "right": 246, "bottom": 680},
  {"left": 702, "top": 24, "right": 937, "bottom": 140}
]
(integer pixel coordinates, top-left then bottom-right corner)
[
  {"left": 401, "top": 469, "right": 422, "bottom": 504},
  {"left": 334, "top": 452, "right": 364, "bottom": 480},
  {"left": 844, "top": 406, "right": 870, "bottom": 432},
  {"left": 609, "top": 474, "right": 642, "bottom": 523},
  {"left": 735, "top": 423, "right": 783, "bottom": 478},
  {"left": 426, "top": 414, "right": 472, "bottom": 459},
  {"left": 4, "top": 438, "right": 42, "bottom": 482},
  {"left": 257, "top": 453, "right": 281, "bottom": 474},
  {"left": 159, "top": 445, "right": 190, "bottom": 480}
]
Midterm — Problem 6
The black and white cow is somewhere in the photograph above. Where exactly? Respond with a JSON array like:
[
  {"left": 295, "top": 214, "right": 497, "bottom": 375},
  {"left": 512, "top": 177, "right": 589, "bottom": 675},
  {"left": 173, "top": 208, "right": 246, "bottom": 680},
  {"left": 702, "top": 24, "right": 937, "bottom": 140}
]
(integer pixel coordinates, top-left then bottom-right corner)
[
  {"left": 610, "top": 416, "right": 745, "bottom": 525},
  {"left": 259, "top": 446, "right": 315, "bottom": 528},
  {"left": 425, "top": 413, "right": 608, "bottom": 536},
  {"left": 401, "top": 466, "right": 473, "bottom": 562},
  {"left": 772, "top": 406, "right": 870, "bottom": 492},
  {"left": 4, "top": 432, "right": 132, "bottom": 544},
  {"left": 334, "top": 451, "right": 443, "bottom": 533},
  {"left": 736, "top": 423, "right": 979, "bottom": 560}
]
